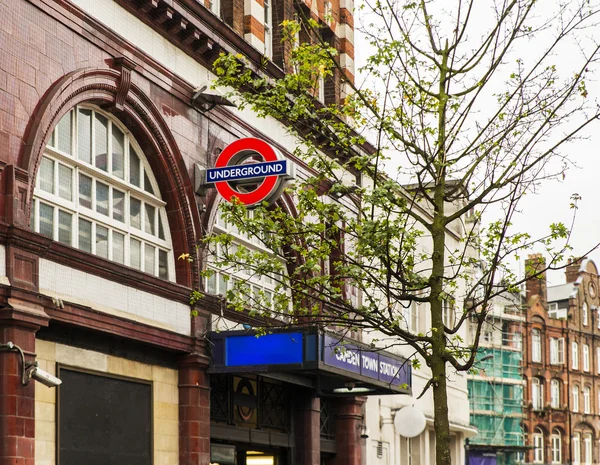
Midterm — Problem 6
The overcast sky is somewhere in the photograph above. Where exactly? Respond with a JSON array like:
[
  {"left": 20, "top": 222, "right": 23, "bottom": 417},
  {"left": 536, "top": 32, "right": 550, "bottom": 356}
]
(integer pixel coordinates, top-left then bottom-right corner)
[{"left": 353, "top": 0, "right": 600, "bottom": 286}]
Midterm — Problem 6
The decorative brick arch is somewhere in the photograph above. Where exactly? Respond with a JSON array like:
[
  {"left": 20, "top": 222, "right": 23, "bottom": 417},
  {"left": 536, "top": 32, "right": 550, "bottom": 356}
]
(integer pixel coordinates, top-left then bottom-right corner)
[{"left": 19, "top": 66, "right": 201, "bottom": 287}]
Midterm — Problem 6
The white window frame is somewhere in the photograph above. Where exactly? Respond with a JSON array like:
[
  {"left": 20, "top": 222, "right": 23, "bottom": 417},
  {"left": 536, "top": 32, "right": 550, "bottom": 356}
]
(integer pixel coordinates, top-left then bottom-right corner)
[
  {"left": 532, "top": 378, "right": 543, "bottom": 411},
  {"left": 532, "top": 329, "right": 542, "bottom": 363},
  {"left": 583, "top": 344, "right": 590, "bottom": 372},
  {"left": 263, "top": 0, "right": 272, "bottom": 57},
  {"left": 33, "top": 105, "right": 174, "bottom": 280},
  {"left": 573, "top": 433, "right": 581, "bottom": 465},
  {"left": 597, "top": 346, "right": 600, "bottom": 373},
  {"left": 573, "top": 385, "right": 580, "bottom": 412},
  {"left": 551, "top": 429, "right": 562, "bottom": 464},
  {"left": 583, "top": 433, "right": 592, "bottom": 465},
  {"left": 573, "top": 341, "right": 579, "bottom": 369},
  {"left": 583, "top": 386, "right": 591, "bottom": 414},
  {"left": 208, "top": 0, "right": 220, "bottom": 16},
  {"left": 550, "top": 337, "right": 564, "bottom": 365},
  {"left": 583, "top": 301, "right": 589, "bottom": 326},
  {"left": 533, "top": 428, "right": 544, "bottom": 463},
  {"left": 550, "top": 379, "right": 560, "bottom": 409},
  {"left": 442, "top": 299, "right": 455, "bottom": 328}
]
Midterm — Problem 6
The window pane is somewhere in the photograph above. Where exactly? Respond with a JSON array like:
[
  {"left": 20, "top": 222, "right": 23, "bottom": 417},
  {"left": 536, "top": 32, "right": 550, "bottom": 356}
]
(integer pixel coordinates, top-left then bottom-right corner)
[
  {"left": 113, "top": 189, "right": 125, "bottom": 222},
  {"left": 206, "top": 272, "right": 217, "bottom": 294},
  {"left": 144, "top": 204, "right": 155, "bottom": 235},
  {"left": 58, "top": 164, "right": 72, "bottom": 201},
  {"left": 143, "top": 170, "right": 154, "bottom": 195},
  {"left": 94, "top": 113, "right": 108, "bottom": 171},
  {"left": 56, "top": 110, "right": 72, "bottom": 154},
  {"left": 29, "top": 200, "right": 35, "bottom": 230},
  {"left": 158, "top": 215, "right": 165, "bottom": 240},
  {"left": 130, "top": 197, "right": 141, "bottom": 229},
  {"left": 96, "top": 182, "right": 109, "bottom": 216},
  {"left": 78, "top": 218, "right": 92, "bottom": 253},
  {"left": 129, "top": 148, "right": 140, "bottom": 187},
  {"left": 145, "top": 244, "right": 155, "bottom": 275},
  {"left": 77, "top": 108, "right": 92, "bottom": 164},
  {"left": 96, "top": 225, "right": 108, "bottom": 259},
  {"left": 39, "top": 157, "right": 55, "bottom": 194},
  {"left": 58, "top": 210, "right": 72, "bottom": 246},
  {"left": 79, "top": 174, "right": 92, "bottom": 209},
  {"left": 39, "top": 203, "right": 54, "bottom": 239},
  {"left": 112, "top": 231, "right": 125, "bottom": 264},
  {"left": 112, "top": 126, "right": 125, "bottom": 179},
  {"left": 158, "top": 249, "right": 168, "bottom": 280},
  {"left": 130, "top": 238, "right": 141, "bottom": 270}
]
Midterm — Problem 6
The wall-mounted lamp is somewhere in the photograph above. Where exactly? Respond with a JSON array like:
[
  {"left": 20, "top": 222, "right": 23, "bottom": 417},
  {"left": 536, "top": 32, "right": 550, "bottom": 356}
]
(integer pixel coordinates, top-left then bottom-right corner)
[
  {"left": 0, "top": 342, "right": 62, "bottom": 388},
  {"left": 191, "top": 85, "right": 236, "bottom": 113},
  {"left": 358, "top": 423, "right": 369, "bottom": 439}
]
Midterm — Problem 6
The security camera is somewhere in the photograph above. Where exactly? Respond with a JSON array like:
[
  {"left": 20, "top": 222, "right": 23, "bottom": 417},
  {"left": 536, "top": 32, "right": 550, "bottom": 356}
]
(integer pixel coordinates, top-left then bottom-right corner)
[{"left": 27, "top": 364, "right": 62, "bottom": 388}]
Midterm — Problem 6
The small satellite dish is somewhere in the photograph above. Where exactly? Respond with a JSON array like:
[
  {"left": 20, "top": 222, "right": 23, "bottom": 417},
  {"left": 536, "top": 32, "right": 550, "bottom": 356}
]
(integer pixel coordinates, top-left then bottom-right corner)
[{"left": 394, "top": 406, "right": 426, "bottom": 438}]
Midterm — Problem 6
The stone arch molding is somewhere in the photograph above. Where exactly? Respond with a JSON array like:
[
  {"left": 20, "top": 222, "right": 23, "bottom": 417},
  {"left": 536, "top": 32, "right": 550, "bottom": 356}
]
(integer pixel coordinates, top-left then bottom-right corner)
[{"left": 18, "top": 66, "right": 201, "bottom": 287}]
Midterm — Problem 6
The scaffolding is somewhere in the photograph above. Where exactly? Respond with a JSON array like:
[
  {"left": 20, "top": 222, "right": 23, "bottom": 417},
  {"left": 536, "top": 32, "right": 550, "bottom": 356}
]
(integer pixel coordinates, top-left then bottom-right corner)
[{"left": 467, "top": 297, "right": 526, "bottom": 464}]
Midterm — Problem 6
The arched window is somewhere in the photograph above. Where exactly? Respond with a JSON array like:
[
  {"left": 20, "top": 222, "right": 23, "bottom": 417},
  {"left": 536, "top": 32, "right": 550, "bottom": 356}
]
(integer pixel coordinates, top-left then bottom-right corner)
[
  {"left": 31, "top": 105, "right": 173, "bottom": 280},
  {"left": 583, "top": 432, "right": 592, "bottom": 465},
  {"left": 583, "top": 301, "right": 588, "bottom": 326},
  {"left": 551, "top": 429, "right": 562, "bottom": 464},
  {"left": 532, "top": 329, "right": 542, "bottom": 363},
  {"left": 573, "top": 432, "right": 581, "bottom": 464},
  {"left": 573, "top": 385, "right": 580, "bottom": 412},
  {"left": 550, "top": 379, "right": 561, "bottom": 409},
  {"left": 583, "top": 386, "right": 591, "bottom": 414},
  {"left": 532, "top": 378, "right": 543, "bottom": 411},
  {"left": 533, "top": 427, "right": 544, "bottom": 463}
]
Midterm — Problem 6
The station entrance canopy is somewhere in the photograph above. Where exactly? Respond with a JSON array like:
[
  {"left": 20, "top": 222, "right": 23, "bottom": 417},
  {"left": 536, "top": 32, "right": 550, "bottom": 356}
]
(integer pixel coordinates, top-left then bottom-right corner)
[{"left": 208, "top": 329, "right": 412, "bottom": 396}]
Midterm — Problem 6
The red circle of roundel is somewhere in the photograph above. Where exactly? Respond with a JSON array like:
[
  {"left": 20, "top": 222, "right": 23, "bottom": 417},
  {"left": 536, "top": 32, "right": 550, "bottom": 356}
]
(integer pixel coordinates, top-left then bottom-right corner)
[{"left": 214, "top": 138, "right": 280, "bottom": 206}]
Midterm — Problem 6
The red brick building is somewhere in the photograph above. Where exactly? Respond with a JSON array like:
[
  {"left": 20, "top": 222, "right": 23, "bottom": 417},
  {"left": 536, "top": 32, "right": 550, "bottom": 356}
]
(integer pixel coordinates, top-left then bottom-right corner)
[
  {"left": 523, "top": 254, "right": 600, "bottom": 464},
  {"left": 0, "top": 1, "right": 396, "bottom": 465}
]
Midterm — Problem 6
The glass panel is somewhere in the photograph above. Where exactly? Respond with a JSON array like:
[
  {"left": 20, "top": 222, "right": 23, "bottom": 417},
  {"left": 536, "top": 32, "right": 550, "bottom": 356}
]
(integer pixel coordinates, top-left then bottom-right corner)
[
  {"left": 158, "top": 215, "right": 165, "bottom": 240},
  {"left": 56, "top": 110, "right": 72, "bottom": 154},
  {"left": 112, "top": 231, "right": 125, "bottom": 264},
  {"left": 96, "top": 224, "right": 108, "bottom": 259},
  {"left": 58, "top": 210, "right": 72, "bottom": 245},
  {"left": 94, "top": 113, "right": 108, "bottom": 171},
  {"left": 112, "top": 126, "right": 125, "bottom": 179},
  {"left": 130, "top": 238, "right": 141, "bottom": 269},
  {"left": 145, "top": 244, "right": 155, "bottom": 275},
  {"left": 218, "top": 273, "right": 228, "bottom": 295},
  {"left": 58, "top": 164, "right": 72, "bottom": 201},
  {"left": 38, "top": 203, "right": 54, "bottom": 239},
  {"left": 96, "top": 182, "right": 109, "bottom": 216},
  {"left": 206, "top": 272, "right": 217, "bottom": 294},
  {"left": 39, "top": 157, "right": 55, "bottom": 194},
  {"left": 78, "top": 218, "right": 92, "bottom": 253},
  {"left": 130, "top": 197, "right": 141, "bottom": 229},
  {"left": 77, "top": 108, "right": 92, "bottom": 164},
  {"left": 29, "top": 200, "right": 35, "bottom": 231},
  {"left": 78, "top": 174, "right": 92, "bottom": 209},
  {"left": 113, "top": 189, "right": 125, "bottom": 222},
  {"left": 129, "top": 148, "right": 140, "bottom": 187},
  {"left": 158, "top": 249, "right": 168, "bottom": 280},
  {"left": 143, "top": 170, "right": 154, "bottom": 195},
  {"left": 48, "top": 129, "right": 55, "bottom": 148},
  {"left": 144, "top": 204, "right": 155, "bottom": 235}
]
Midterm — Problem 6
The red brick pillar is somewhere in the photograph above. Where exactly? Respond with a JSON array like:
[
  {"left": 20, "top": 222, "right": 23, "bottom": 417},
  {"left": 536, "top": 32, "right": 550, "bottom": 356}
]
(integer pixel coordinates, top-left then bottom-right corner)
[
  {"left": 329, "top": 397, "right": 366, "bottom": 465},
  {"left": 0, "top": 302, "right": 49, "bottom": 465},
  {"left": 178, "top": 353, "right": 211, "bottom": 465},
  {"left": 294, "top": 395, "right": 320, "bottom": 465}
]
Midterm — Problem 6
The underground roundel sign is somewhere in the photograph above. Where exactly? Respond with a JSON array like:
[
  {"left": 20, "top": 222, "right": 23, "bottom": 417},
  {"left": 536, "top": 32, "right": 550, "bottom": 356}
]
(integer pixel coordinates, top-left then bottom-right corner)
[{"left": 201, "top": 138, "right": 295, "bottom": 207}]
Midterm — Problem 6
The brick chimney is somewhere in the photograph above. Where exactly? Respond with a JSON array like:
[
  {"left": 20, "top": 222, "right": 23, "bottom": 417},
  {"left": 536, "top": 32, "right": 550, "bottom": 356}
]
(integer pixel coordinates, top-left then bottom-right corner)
[
  {"left": 525, "top": 254, "right": 547, "bottom": 308},
  {"left": 565, "top": 257, "right": 585, "bottom": 283}
]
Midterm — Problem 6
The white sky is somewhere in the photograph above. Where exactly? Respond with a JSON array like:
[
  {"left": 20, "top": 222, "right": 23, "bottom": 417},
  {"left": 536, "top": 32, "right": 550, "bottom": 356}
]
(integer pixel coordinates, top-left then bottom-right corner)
[{"left": 353, "top": 0, "right": 600, "bottom": 286}]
